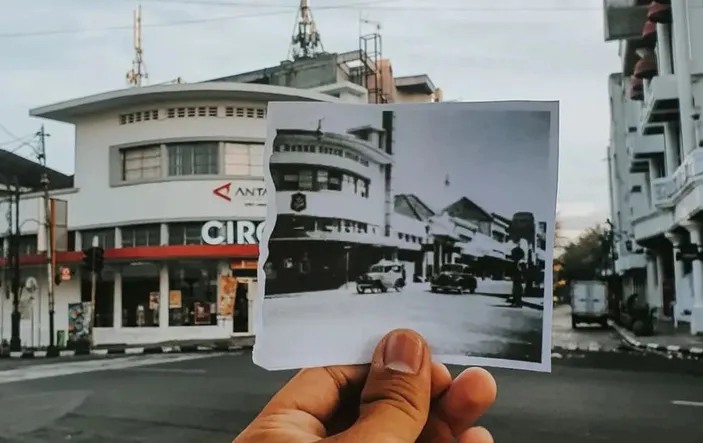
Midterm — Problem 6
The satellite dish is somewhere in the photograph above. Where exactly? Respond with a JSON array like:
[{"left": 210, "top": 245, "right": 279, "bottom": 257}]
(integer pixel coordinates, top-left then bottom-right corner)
[{"left": 25, "top": 277, "right": 38, "bottom": 293}]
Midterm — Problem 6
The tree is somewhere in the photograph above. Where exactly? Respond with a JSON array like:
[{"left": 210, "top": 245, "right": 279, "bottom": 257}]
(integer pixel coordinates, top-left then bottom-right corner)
[{"left": 558, "top": 225, "right": 608, "bottom": 281}]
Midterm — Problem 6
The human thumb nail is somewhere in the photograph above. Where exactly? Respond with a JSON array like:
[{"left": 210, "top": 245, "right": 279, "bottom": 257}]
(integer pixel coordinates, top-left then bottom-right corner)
[
  {"left": 383, "top": 329, "right": 424, "bottom": 374},
  {"left": 343, "top": 329, "right": 431, "bottom": 443}
]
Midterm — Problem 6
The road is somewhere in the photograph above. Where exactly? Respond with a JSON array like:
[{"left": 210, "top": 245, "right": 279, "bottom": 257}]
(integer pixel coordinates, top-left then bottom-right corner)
[
  {"left": 0, "top": 352, "right": 701, "bottom": 442},
  {"left": 261, "top": 280, "right": 545, "bottom": 365},
  {"left": 551, "top": 304, "right": 625, "bottom": 352}
]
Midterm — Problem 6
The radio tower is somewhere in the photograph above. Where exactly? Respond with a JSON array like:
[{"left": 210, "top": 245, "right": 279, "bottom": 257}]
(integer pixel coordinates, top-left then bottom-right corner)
[
  {"left": 288, "top": 0, "right": 324, "bottom": 60},
  {"left": 126, "top": 4, "right": 148, "bottom": 87}
]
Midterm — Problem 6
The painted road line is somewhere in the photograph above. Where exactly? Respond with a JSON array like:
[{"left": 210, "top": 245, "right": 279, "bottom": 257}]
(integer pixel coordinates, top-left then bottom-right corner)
[
  {"left": 126, "top": 367, "right": 207, "bottom": 374},
  {"left": 0, "top": 353, "right": 223, "bottom": 385},
  {"left": 671, "top": 400, "right": 703, "bottom": 407}
]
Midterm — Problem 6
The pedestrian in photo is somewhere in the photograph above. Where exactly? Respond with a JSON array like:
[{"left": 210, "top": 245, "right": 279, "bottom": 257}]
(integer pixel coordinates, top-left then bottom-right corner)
[
  {"left": 233, "top": 329, "right": 497, "bottom": 443},
  {"left": 510, "top": 262, "right": 524, "bottom": 307}
]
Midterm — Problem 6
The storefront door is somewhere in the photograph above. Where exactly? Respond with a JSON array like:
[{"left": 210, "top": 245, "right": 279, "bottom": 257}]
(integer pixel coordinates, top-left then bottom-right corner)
[{"left": 233, "top": 281, "right": 249, "bottom": 333}]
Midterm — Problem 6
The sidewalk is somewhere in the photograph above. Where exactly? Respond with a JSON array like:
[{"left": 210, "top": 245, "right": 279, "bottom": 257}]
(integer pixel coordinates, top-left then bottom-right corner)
[
  {"left": 475, "top": 279, "right": 545, "bottom": 311},
  {"left": 610, "top": 320, "right": 703, "bottom": 356},
  {"left": 0, "top": 335, "right": 254, "bottom": 359}
]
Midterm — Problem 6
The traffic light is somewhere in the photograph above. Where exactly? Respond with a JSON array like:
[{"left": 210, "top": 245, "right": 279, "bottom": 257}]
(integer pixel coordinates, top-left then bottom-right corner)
[
  {"left": 93, "top": 247, "right": 104, "bottom": 273},
  {"left": 81, "top": 247, "right": 105, "bottom": 274},
  {"left": 81, "top": 247, "right": 94, "bottom": 271}
]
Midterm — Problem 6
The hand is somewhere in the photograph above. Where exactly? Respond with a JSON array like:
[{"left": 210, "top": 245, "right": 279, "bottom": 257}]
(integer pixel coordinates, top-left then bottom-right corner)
[{"left": 234, "top": 329, "right": 497, "bottom": 443}]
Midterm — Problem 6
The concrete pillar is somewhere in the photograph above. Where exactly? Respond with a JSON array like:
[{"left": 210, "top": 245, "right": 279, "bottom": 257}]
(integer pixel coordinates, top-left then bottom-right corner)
[
  {"left": 648, "top": 159, "right": 658, "bottom": 206},
  {"left": 114, "top": 227, "right": 122, "bottom": 248},
  {"left": 665, "top": 231, "right": 684, "bottom": 321},
  {"left": 113, "top": 271, "right": 122, "bottom": 329},
  {"left": 159, "top": 264, "right": 169, "bottom": 329},
  {"left": 656, "top": 23, "right": 673, "bottom": 75},
  {"left": 654, "top": 253, "right": 665, "bottom": 310},
  {"left": 645, "top": 253, "right": 657, "bottom": 309},
  {"left": 681, "top": 220, "right": 703, "bottom": 335},
  {"left": 160, "top": 223, "right": 169, "bottom": 246}
]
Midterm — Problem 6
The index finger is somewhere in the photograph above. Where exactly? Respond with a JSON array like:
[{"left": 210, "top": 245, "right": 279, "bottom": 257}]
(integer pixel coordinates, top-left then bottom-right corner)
[
  {"left": 258, "top": 366, "right": 369, "bottom": 432},
  {"left": 420, "top": 367, "right": 497, "bottom": 442}
]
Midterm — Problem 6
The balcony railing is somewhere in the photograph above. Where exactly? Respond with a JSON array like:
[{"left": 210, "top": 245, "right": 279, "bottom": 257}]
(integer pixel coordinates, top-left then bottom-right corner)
[{"left": 652, "top": 148, "right": 703, "bottom": 208}]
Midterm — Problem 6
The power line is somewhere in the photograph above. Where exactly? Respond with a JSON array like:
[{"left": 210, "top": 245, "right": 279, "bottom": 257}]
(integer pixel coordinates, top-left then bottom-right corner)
[{"left": 0, "top": 3, "right": 599, "bottom": 39}]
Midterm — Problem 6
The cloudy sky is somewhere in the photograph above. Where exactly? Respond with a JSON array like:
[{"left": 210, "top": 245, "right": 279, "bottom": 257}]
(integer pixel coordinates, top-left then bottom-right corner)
[{"left": 0, "top": 0, "right": 620, "bottom": 240}]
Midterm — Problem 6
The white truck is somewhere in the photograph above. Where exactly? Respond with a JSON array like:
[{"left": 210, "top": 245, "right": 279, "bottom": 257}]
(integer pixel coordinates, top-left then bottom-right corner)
[{"left": 570, "top": 280, "right": 609, "bottom": 329}]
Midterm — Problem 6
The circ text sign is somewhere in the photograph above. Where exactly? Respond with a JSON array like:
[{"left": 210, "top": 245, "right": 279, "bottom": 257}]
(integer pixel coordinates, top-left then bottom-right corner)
[{"left": 201, "top": 220, "right": 265, "bottom": 245}]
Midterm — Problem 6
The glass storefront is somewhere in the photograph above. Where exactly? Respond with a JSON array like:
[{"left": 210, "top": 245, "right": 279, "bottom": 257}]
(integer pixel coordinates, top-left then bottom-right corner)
[
  {"left": 121, "top": 262, "right": 160, "bottom": 327},
  {"left": 167, "top": 260, "right": 218, "bottom": 326}
]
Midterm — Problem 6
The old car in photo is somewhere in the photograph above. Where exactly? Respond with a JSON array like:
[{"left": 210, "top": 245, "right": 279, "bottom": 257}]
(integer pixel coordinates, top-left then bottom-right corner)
[
  {"left": 356, "top": 259, "right": 406, "bottom": 293},
  {"left": 430, "top": 263, "right": 477, "bottom": 294}
]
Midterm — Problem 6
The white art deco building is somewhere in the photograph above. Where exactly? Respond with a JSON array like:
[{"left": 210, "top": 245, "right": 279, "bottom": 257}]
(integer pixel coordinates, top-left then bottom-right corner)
[{"left": 604, "top": 0, "right": 703, "bottom": 334}]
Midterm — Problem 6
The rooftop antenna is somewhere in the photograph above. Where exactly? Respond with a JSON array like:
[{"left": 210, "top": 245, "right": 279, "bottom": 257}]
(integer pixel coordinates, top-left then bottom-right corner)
[
  {"left": 126, "top": 3, "right": 148, "bottom": 87},
  {"left": 288, "top": 0, "right": 324, "bottom": 60}
]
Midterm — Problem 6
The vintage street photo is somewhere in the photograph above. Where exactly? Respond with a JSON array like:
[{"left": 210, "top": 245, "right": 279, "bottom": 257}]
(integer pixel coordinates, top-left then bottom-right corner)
[{"left": 254, "top": 101, "right": 559, "bottom": 372}]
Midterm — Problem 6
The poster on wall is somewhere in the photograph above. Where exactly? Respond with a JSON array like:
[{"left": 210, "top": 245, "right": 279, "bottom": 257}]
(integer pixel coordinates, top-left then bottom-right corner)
[
  {"left": 148, "top": 292, "right": 160, "bottom": 310},
  {"left": 67, "top": 302, "right": 92, "bottom": 342},
  {"left": 218, "top": 275, "right": 237, "bottom": 317},
  {"left": 169, "top": 290, "right": 182, "bottom": 308},
  {"left": 194, "top": 302, "right": 211, "bottom": 325}
]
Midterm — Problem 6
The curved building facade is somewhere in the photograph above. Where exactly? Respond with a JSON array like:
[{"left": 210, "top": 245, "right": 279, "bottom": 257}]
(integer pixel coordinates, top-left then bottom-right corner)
[
  {"left": 0, "top": 82, "right": 338, "bottom": 348},
  {"left": 264, "top": 111, "right": 433, "bottom": 294}
]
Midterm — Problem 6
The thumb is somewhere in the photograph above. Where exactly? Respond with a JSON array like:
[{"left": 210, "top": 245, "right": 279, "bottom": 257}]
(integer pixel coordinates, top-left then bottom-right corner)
[{"left": 339, "top": 329, "right": 432, "bottom": 443}]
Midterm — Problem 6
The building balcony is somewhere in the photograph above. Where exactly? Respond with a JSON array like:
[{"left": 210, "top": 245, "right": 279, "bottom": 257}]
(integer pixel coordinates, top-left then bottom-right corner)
[
  {"left": 639, "top": 75, "right": 679, "bottom": 135},
  {"left": 631, "top": 208, "right": 674, "bottom": 242},
  {"left": 604, "top": 1, "right": 648, "bottom": 42},
  {"left": 651, "top": 148, "right": 703, "bottom": 208},
  {"left": 615, "top": 252, "right": 647, "bottom": 274},
  {"left": 627, "top": 131, "right": 664, "bottom": 172}
]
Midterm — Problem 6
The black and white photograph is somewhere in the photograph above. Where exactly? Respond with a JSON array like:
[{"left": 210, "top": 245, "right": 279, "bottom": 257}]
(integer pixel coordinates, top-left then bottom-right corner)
[{"left": 254, "top": 101, "right": 559, "bottom": 372}]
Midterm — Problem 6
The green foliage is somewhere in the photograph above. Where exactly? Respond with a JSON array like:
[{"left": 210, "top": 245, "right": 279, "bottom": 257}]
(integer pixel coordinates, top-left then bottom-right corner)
[{"left": 558, "top": 225, "right": 608, "bottom": 281}]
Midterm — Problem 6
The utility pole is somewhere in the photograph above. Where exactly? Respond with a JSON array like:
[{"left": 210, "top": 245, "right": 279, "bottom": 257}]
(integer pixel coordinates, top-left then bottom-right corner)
[
  {"left": 9, "top": 178, "right": 21, "bottom": 352},
  {"left": 36, "top": 125, "right": 57, "bottom": 355}
]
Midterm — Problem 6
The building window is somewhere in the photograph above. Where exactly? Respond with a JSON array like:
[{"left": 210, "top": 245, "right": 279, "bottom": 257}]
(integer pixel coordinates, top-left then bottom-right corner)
[
  {"left": 167, "top": 142, "right": 218, "bottom": 176},
  {"left": 17, "top": 235, "right": 38, "bottom": 256},
  {"left": 271, "top": 165, "right": 364, "bottom": 194},
  {"left": 223, "top": 143, "right": 264, "bottom": 177},
  {"left": 81, "top": 229, "right": 115, "bottom": 249},
  {"left": 121, "top": 145, "right": 162, "bottom": 181},
  {"left": 168, "top": 222, "right": 207, "bottom": 245},
  {"left": 168, "top": 261, "right": 218, "bottom": 326},
  {"left": 121, "top": 224, "right": 161, "bottom": 248}
]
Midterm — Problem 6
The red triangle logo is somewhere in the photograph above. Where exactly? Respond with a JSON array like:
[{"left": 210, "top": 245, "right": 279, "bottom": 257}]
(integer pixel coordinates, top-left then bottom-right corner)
[{"left": 213, "top": 183, "right": 232, "bottom": 201}]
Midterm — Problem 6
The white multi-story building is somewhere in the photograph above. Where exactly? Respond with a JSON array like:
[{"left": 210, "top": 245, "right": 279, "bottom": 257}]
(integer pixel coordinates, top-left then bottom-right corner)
[
  {"left": 604, "top": 0, "right": 703, "bottom": 333},
  {"left": 0, "top": 49, "right": 444, "bottom": 349}
]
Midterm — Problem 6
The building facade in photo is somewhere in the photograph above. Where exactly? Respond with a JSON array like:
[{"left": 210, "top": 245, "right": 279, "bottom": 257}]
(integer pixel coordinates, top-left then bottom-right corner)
[{"left": 604, "top": 0, "right": 703, "bottom": 333}]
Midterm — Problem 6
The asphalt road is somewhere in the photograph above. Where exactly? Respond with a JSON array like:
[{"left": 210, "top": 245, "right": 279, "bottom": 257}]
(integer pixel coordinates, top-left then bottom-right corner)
[
  {"left": 260, "top": 280, "right": 544, "bottom": 366},
  {"left": 0, "top": 351, "right": 701, "bottom": 443},
  {"left": 551, "top": 304, "right": 625, "bottom": 351}
]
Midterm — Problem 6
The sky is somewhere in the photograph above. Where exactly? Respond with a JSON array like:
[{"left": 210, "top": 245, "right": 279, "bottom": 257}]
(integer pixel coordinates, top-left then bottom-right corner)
[
  {"left": 270, "top": 102, "right": 556, "bottom": 222},
  {"left": 0, "top": 0, "right": 621, "bottom": 240}
]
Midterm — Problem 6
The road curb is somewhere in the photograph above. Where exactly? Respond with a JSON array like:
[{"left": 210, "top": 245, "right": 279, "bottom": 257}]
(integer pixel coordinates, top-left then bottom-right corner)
[
  {"left": 608, "top": 320, "right": 703, "bottom": 357},
  {"left": 0, "top": 343, "right": 253, "bottom": 359}
]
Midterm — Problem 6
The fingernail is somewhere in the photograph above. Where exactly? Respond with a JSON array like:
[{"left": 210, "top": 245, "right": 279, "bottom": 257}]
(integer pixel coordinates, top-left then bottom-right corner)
[{"left": 383, "top": 331, "right": 423, "bottom": 374}]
